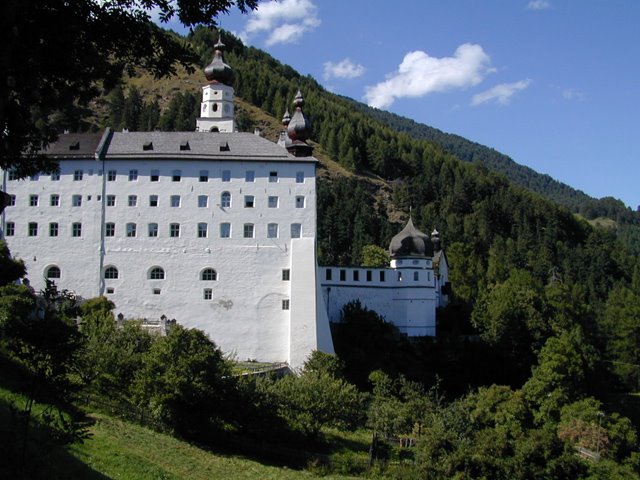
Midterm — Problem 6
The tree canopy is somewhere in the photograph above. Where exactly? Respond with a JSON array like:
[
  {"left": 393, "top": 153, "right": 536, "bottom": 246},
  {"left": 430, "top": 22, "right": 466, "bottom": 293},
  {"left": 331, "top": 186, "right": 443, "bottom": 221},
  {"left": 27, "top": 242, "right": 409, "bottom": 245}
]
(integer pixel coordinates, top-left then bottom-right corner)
[{"left": 0, "top": 0, "right": 258, "bottom": 177}]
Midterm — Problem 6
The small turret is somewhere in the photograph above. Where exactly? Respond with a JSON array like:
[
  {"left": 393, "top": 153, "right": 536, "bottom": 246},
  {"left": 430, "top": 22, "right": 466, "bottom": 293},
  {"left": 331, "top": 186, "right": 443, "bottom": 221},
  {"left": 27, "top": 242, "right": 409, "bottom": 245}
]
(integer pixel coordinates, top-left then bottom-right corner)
[
  {"left": 286, "top": 90, "right": 313, "bottom": 157},
  {"left": 278, "top": 109, "right": 292, "bottom": 147},
  {"left": 389, "top": 218, "right": 431, "bottom": 258}
]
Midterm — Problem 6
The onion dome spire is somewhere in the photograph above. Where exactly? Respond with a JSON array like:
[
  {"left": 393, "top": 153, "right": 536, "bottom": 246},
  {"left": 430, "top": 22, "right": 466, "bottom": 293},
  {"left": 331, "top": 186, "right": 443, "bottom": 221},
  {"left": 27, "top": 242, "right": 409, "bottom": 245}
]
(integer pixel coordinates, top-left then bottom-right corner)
[
  {"left": 282, "top": 109, "right": 291, "bottom": 127},
  {"left": 204, "top": 35, "right": 233, "bottom": 85},
  {"left": 431, "top": 228, "right": 442, "bottom": 252},
  {"left": 389, "top": 218, "right": 431, "bottom": 258},
  {"left": 286, "top": 90, "right": 313, "bottom": 157}
]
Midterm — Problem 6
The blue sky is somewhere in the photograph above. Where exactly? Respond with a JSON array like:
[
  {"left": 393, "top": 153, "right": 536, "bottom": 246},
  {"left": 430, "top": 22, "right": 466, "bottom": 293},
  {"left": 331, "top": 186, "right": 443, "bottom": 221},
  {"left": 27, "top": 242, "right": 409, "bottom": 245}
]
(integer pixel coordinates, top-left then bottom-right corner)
[{"left": 170, "top": 0, "right": 639, "bottom": 208}]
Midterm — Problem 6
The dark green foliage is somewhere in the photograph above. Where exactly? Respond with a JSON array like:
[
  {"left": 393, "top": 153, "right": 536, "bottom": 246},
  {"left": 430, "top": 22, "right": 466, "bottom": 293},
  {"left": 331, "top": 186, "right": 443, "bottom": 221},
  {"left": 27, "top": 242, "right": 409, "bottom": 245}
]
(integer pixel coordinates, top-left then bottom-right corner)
[
  {"left": 256, "top": 358, "right": 364, "bottom": 439},
  {"left": 0, "top": 240, "right": 26, "bottom": 287},
  {"left": 331, "top": 301, "right": 414, "bottom": 389},
  {"left": 131, "top": 325, "right": 233, "bottom": 440}
]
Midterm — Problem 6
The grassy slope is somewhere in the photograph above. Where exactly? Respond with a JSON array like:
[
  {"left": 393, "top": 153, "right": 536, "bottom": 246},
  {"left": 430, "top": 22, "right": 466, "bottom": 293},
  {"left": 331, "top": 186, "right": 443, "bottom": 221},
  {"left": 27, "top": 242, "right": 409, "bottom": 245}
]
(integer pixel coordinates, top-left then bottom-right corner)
[
  {"left": 1, "top": 383, "right": 360, "bottom": 480},
  {"left": 68, "top": 414, "right": 358, "bottom": 480}
]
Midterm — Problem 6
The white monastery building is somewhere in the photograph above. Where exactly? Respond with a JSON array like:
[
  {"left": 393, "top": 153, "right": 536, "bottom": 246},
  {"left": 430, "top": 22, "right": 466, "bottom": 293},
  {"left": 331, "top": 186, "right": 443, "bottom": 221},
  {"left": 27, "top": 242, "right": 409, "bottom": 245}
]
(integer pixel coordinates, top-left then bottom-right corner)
[{"left": 0, "top": 38, "right": 448, "bottom": 369}]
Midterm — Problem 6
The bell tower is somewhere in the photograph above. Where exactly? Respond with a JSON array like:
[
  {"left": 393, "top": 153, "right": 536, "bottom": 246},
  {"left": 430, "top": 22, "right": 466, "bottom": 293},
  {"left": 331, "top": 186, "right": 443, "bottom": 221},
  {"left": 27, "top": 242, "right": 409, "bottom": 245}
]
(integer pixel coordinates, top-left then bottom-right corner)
[{"left": 196, "top": 36, "right": 235, "bottom": 133}]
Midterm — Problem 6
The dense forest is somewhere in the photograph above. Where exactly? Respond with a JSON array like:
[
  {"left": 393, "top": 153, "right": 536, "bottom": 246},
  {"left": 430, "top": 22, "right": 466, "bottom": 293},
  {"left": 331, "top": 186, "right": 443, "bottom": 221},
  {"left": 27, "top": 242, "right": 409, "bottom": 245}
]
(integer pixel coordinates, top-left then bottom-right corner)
[{"left": 2, "top": 23, "right": 640, "bottom": 478}]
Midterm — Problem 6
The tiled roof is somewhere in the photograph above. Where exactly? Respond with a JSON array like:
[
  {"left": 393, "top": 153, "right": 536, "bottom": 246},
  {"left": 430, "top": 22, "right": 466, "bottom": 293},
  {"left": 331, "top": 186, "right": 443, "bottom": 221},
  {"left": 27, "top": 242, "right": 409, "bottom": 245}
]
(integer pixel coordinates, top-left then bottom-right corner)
[
  {"left": 41, "top": 131, "right": 317, "bottom": 163},
  {"left": 43, "top": 132, "right": 105, "bottom": 159},
  {"left": 105, "top": 131, "right": 314, "bottom": 163}
]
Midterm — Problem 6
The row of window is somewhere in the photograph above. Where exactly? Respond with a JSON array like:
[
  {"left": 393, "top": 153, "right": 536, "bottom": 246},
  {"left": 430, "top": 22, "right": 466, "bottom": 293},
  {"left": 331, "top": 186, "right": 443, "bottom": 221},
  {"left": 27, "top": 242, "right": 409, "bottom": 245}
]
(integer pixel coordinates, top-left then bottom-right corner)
[
  {"left": 46, "top": 265, "right": 291, "bottom": 282},
  {"left": 324, "top": 269, "right": 429, "bottom": 282},
  {"left": 9, "top": 169, "right": 306, "bottom": 184},
  {"left": 9, "top": 193, "right": 305, "bottom": 209},
  {"left": 45, "top": 265, "right": 291, "bottom": 308},
  {"left": 4, "top": 221, "right": 303, "bottom": 239}
]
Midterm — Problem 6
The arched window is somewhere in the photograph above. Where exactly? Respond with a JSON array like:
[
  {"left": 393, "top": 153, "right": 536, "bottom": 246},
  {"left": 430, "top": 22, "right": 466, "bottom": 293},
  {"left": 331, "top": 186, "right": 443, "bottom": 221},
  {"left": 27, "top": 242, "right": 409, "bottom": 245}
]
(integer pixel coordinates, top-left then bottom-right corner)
[
  {"left": 46, "top": 266, "right": 61, "bottom": 279},
  {"left": 104, "top": 266, "right": 119, "bottom": 279},
  {"left": 220, "top": 191, "right": 231, "bottom": 208},
  {"left": 201, "top": 268, "right": 217, "bottom": 281},
  {"left": 149, "top": 267, "right": 165, "bottom": 280}
]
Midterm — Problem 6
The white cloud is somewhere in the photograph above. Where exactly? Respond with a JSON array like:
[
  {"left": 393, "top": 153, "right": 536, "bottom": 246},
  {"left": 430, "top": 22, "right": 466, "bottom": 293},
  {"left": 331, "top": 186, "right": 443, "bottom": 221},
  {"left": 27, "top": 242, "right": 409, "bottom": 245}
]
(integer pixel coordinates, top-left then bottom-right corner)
[
  {"left": 562, "top": 88, "right": 584, "bottom": 101},
  {"left": 471, "top": 79, "right": 532, "bottom": 106},
  {"left": 527, "top": 0, "right": 551, "bottom": 10},
  {"left": 323, "top": 58, "right": 366, "bottom": 80},
  {"left": 241, "top": 0, "right": 320, "bottom": 46},
  {"left": 364, "top": 43, "right": 493, "bottom": 109}
]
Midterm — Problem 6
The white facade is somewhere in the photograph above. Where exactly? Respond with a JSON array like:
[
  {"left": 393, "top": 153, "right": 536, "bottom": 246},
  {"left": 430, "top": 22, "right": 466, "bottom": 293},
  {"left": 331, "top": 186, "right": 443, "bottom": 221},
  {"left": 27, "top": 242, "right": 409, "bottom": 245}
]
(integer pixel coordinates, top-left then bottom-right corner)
[
  {"left": 0, "top": 130, "right": 334, "bottom": 368},
  {"left": 320, "top": 255, "right": 447, "bottom": 336},
  {"left": 196, "top": 82, "right": 235, "bottom": 133}
]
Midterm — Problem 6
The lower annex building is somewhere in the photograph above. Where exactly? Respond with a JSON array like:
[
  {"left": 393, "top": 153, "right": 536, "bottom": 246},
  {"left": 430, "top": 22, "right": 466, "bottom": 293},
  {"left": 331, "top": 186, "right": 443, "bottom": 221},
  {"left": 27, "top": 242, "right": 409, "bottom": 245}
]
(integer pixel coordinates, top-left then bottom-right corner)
[{"left": 0, "top": 38, "right": 448, "bottom": 369}]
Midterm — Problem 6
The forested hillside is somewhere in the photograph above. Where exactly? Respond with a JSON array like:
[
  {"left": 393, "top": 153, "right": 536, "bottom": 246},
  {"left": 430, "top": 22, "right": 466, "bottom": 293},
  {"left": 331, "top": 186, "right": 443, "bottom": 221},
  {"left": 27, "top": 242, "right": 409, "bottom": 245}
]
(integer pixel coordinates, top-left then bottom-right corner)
[{"left": 3, "top": 20, "right": 640, "bottom": 478}]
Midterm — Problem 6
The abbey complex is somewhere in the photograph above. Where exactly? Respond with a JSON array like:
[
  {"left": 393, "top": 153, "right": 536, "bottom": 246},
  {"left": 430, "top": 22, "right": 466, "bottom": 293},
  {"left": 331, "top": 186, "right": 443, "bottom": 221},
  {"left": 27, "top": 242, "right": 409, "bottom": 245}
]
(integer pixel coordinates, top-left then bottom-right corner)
[{"left": 0, "top": 38, "right": 448, "bottom": 368}]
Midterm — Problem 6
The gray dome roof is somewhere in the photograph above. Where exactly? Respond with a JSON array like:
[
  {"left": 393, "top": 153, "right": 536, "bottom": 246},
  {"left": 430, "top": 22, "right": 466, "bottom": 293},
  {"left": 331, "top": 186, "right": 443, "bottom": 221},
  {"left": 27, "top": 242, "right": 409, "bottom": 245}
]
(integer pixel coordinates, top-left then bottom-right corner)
[
  {"left": 204, "top": 37, "right": 233, "bottom": 85},
  {"left": 389, "top": 218, "right": 432, "bottom": 258}
]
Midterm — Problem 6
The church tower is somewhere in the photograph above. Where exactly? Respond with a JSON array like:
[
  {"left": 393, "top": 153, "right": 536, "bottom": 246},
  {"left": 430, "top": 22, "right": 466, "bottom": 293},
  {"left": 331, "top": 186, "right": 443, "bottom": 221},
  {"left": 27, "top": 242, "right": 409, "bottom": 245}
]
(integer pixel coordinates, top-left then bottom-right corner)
[{"left": 196, "top": 36, "right": 235, "bottom": 132}]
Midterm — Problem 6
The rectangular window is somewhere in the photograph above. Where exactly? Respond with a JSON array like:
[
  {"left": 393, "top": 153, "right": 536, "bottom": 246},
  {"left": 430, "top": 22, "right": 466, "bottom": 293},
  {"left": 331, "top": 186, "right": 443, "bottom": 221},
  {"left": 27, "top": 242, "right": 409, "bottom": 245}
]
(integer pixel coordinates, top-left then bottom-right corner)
[
  {"left": 5, "top": 222, "right": 15, "bottom": 236},
  {"left": 282, "top": 299, "right": 290, "bottom": 310},
  {"left": 129, "top": 169, "right": 138, "bottom": 181},
  {"left": 340, "top": 270, "right": 346, "bottom": 281},
  {"left": 29, "top": 195, "right": 38, "bottom": 207},
  {"left": 106, "top": 287, "right": 115, "bottom": 294},
  {"left": 197, "top": 222, "right": 208, "bottom": 238},
  {"left": 51, "top": 172, "right": 60, "bottom": 181},
  {"left": 9, "top": 195, "right": 16, "bottom": 206},
  {"left": 366, "top": 270, "right": 372, "bottom": 282},
  {"left": 198, "top": 195, "right": 208, "bottom": 208},
  {"left": 379, "top": 271, "right": 386, "bottom": 282},
  {"left": 222, "top": 170, "right": 231, "bottom": 182},
  {"left": 244, "top": 195, "right": 255, "bottom": 208},
  {"left": 172, "top": 170, "right": 181, "bottom": 182},
  {"left": 128, "top": 195, "right": 137, "bottom": 207},
  {"left": 149, "top": 195, "right": 158, "bottom": 207},
  {"left": 170, "top": 195, "right": 180, "bottom": 207},
  {"left": 73, "top": 195, "right": 82, "bottom": 207},
  {"left": 414, "top": 271, "right": 419, "bottom": 281},
  {"left": 290, "top": 223, "right": 301, "bottom": 238},
  {"left": 245, "top": 170, "right": 255, "bottom": 182},
  {"left": 282, "top": 269, "right": 290, "bottom": 281},
  {"left": 295, "top": 196, "right": 305, "bottom": 208},
  {"left": 108, "top": 170, "right": 117, "bottom": 181},
  {"left": 105, "top": 223, "right": 115, "bottom": 237},
  {"left": 199, "top": 170, "right": 209, "bottom": 182},
  {"left": 148, "top": 223, "right": 158, "bottom": 237},
  {"left": 243, "top": 223, "right": 254, "bottom": 238},
  {"left": 49, "top": 222, "right": 58, "bottom": 237},
  {"left": 267, "top": 223, "right": 278, "bottom": 238},
  {"left": 220, "top": 223, "right": 231, "bottom": 238},
  {"left": 170, "top": 223, "right": 180, "bottom": 237},
  {"left": 28, "top": 222, "right": 38, "bottom": 236},
  {"left": 126, "top": 223, "right": 137, "bottom": 237},
  {"left": 325, "top": 269, "right": 332, "bottom": 281},
  {"left": 106, "top": 195, "right": 115, "bottom": 207},
  {"left": 150, "top": 170, "right": 159, "bottom": 181},
  {"left": 204, "top": 288, "right": 213, "bottom": 300},
  {"left": 50, "top": 194, "right": 59, "bottom": 206},
  {"left": 153, "top": 288, "right": 161, "bottom": 295},
  {"left": 74, "top": 170, "right": 83, "bottom": 181},
  {"left": 353, "top": 270, "right": 359, "bottom": 281},
  {"left": 269, "top": 171, "right": 278, "bottom": 183},
  {"left": 268, "top": 196, "right": 278, "bottom": 208},
  {"left": 296, "top": 171, "right": 305, "bottom": 183},
  {"left": 72, "top": 222, "right": 82, "bottom": 237},
  {"left": 8, "top": 170, "right": 18, "bottom": 181}
]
